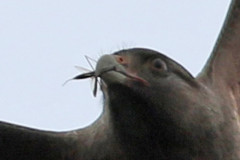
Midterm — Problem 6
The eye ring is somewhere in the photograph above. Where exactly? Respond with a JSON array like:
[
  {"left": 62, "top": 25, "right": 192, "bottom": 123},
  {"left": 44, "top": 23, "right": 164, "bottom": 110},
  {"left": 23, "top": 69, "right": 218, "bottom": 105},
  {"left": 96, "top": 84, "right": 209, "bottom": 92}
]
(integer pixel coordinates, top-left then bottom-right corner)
[{"left": 152, "top": 58, "right": 167, "bottom": 71}]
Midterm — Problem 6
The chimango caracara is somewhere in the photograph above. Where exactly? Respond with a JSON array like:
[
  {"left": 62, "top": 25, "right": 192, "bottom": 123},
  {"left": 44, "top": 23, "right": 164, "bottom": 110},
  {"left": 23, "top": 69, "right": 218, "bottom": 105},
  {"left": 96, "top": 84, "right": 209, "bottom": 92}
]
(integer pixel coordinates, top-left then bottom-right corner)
[{"left": 1, "top": 0, "right": 240, "bottom": 159}]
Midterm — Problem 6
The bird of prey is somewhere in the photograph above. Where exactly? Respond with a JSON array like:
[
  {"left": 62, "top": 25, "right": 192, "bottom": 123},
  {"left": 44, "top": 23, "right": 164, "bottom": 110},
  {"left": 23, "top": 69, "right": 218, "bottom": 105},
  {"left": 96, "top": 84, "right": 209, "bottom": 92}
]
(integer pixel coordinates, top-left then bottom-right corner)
[{"left": 0, "top": 0, "right": 240, "bottom": 160}]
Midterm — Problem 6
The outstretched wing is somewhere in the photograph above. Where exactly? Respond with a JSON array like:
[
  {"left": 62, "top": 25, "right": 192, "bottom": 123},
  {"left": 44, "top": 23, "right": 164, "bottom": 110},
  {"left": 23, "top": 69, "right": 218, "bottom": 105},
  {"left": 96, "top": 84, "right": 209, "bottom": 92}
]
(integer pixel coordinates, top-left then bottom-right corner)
[
  {"left": 0, "top": 121, "right": 79, "bottom": 160},
  {"left": 197, "top": 0, "right": 240, "bottom": 111}
]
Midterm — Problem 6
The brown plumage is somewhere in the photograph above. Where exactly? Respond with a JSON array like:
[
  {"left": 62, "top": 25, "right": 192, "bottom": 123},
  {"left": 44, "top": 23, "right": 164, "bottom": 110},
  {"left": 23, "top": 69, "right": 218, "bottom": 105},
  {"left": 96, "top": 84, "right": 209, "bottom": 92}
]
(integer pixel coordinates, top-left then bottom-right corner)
[{"left": 1, "top": 0, "right": 240, "bottom": 159}]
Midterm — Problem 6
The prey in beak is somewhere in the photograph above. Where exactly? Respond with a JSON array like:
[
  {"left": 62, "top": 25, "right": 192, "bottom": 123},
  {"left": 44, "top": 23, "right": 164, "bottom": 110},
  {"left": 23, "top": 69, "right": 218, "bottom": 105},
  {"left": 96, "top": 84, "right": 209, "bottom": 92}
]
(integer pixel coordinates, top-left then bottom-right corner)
[{"left": 65, "top": 54, "right": 149, "bottom": 97}]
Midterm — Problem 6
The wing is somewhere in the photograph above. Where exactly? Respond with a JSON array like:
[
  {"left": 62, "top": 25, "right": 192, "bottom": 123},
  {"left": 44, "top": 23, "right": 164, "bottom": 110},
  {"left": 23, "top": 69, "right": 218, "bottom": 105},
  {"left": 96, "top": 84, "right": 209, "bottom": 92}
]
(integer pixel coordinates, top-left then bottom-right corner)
[
  {"left": 197, "top": 0, "right": 240, "bottom": 111},
  {"left": 0, "top": 121, "right": 79, "bottom": 160}
]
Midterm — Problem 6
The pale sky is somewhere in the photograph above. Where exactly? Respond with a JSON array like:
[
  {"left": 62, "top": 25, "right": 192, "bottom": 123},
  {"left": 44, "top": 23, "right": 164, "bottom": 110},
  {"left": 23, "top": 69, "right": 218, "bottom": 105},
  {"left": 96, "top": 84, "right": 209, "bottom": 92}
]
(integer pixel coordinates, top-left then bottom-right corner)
[{"left": 0, "top": 0, "right": 231, "bottom": 131}]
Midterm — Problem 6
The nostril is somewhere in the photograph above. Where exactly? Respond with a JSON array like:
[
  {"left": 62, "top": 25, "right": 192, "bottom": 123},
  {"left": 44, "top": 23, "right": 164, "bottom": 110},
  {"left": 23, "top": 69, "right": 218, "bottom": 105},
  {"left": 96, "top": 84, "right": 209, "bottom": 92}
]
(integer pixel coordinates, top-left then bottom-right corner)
[
  {"left": 119, "top": 57, "right": 124, "bottom": 63},
  {"left": 116, "top": 55, "right": 127, "bottom": 65}
]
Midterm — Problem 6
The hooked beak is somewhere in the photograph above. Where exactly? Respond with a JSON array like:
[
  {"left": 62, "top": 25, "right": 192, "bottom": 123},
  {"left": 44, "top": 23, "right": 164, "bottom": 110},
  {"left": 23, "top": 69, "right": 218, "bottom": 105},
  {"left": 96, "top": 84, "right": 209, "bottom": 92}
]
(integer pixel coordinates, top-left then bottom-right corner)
[
  {"left": 69, "top": 54, "right": 149, "bottom": 96},
  {"left": 95, "top": 54, "right": 149, "bottom": 86}
]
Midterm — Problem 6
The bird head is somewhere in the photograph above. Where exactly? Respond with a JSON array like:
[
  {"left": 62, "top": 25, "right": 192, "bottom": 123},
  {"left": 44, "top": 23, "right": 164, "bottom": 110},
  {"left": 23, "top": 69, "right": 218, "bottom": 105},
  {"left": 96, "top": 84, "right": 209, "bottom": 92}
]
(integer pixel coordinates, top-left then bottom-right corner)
[
  {"left": 71, "top": 48, "right": 225, "bottom": 158},
  {"left": 96, "top": 48, "right": 200, "bottom": 109}
]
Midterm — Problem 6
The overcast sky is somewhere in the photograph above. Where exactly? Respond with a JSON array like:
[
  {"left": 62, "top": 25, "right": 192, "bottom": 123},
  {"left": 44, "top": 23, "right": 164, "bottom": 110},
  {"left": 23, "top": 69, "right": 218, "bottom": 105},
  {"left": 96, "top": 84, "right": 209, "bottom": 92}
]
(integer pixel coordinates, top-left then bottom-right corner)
[{"left": 0, "top": 0, "right": 231, "bottom": 131}]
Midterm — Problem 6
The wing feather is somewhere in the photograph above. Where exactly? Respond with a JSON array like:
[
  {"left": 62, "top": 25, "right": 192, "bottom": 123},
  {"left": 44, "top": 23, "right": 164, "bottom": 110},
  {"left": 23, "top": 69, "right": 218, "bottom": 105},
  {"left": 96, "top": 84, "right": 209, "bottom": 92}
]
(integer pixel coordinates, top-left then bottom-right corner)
[
  {"left": 0, "top": 121, "right": 79, "bottom": 160},
  {"left": 197, "top": 0, "right": 240, "bottom": 111}
]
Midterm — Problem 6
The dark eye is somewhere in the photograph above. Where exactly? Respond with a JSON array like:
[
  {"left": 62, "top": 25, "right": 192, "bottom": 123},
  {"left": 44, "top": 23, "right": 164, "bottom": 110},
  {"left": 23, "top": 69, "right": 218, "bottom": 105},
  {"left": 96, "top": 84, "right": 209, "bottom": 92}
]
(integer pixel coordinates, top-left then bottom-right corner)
[{"left": 152, "top": 58, "right": 167, "bottom": 71}]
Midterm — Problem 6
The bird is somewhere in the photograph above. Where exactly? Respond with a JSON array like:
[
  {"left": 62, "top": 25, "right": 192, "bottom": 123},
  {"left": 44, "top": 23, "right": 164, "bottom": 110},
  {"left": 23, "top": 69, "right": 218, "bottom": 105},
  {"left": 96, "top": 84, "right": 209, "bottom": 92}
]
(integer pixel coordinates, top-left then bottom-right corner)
[{"left": 1, "top": 0, "right": 240, "bottom": 159}]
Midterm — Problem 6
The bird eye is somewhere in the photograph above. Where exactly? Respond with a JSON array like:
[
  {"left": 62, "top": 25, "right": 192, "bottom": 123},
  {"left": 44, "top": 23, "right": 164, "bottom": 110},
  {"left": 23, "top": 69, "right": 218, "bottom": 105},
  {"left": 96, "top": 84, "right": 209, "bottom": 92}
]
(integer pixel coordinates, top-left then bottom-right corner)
[{"left": 152, "top": 58, "right": 167, "bottom": 71}]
